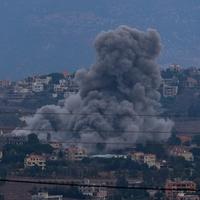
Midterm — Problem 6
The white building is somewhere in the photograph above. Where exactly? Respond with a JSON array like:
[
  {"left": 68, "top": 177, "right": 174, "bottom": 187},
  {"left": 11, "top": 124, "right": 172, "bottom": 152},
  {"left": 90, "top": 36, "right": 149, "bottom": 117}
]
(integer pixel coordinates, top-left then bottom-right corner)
[
  {"left": 14, "top": 82, "right": 32, "bottom": 94},
  {"left": 163, "top": 85, "right": 178, "bottom": 97},
  {"left": 131, "top": 152, "right": 144, "bottom": 163},
  {"left": 34, "top": 76, "right": 52, "bottom": 85},
  {"left": 52, "top": 93, "right": 58, "bottom": 98},
  {"left": 162, "top": 77, "right": 179, "bottom": 86},
  {"left": 169, "top": 146, "right": 194, "bottom": 162},
  {"left": 144, "top": 154, "right": 156, "bottom": 168},
  {"left": 59, "top": 79, "right": 67, "bottom": 85},
  {"left": 24, "top": 154, "right": 46, "bottom": 170},
  {"left": 53, "top": 84, "right": 66, "bottom": 93},
  {"left": 177, "top": 193, "right": 200, "bottom": 200},
  {"left": 169, "top": 64, "right": 182, "bottom": 72},
  {"left": 95, "top": 190, "right": 108, "bottom": 200},
  {"left": 32, "top": 192, "right": 63, "bottom": 200},
  {"left": 65, "top": 146, "right": 87, "bottom": 161},
  {"left": 131, "top": 152, "right": 160, "bottom": 169},
  {"left": 182, "top": 152, "right": 194, "bottom": 161},
  {"left": 19, "top": 87, "right": 32, "bottom": 94},
  {"left": 32, "top": 82, "right": 44, "bottom": 93},
  {"left": 80, "top": 179, "right": 108, "bottom": 200}
]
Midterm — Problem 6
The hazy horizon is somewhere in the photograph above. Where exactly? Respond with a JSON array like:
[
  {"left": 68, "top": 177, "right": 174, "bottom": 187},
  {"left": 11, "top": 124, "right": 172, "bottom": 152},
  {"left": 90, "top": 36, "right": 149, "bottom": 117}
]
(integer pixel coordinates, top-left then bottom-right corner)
[{"left": 0, "top": 0, "right": 200, "bottom": 79}]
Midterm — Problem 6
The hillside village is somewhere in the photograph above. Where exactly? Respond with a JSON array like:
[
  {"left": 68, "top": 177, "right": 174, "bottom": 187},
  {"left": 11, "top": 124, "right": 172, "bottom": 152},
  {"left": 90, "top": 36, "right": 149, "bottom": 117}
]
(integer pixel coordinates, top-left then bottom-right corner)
[
  {"left": 0, "top": 71, "right": 78, "bottom": 103},
  {"left": 1, "top": 65, "right": 200, "bottom": 199}
]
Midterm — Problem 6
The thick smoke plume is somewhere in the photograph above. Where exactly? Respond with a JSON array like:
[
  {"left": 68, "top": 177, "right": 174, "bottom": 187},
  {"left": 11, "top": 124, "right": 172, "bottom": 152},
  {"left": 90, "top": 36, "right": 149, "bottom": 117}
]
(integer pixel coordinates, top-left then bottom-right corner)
[{"left": 14, "top": 26, "right": 173, "bottom": 150}]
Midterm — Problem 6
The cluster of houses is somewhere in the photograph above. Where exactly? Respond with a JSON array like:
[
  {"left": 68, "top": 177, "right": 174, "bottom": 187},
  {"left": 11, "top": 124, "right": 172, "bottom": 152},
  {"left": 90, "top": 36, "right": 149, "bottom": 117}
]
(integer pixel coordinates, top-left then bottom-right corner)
[
  {"left": 24, "top": 143, "right": 88, "bottom": 170},
  {"left": 31, "top": 183, "right": 109, "bottom": 200},
  {"left": 130, "top": 152, "right": 162, "bottom": 169},
  {"left": 23, "top": 140, "right": 195, "bottom": 172},
  {"left": 0, "top": 133, "right": 199, "bottom": 199},
  {"left": 79, "top": 179, "right": 109, "bottom": 200},
  {"left": 0, "top": 132, "right": 196, "bottom": 169},
  {"left": 29, "top": 176, "right": 200, "bottom": 200},
  {"left": 165, "top": 180, "right": 199, "bottom": 200},
  {"left": 168, "top": 146, "right": 194, "bottom": 161},
  {"left": 2, "top": 65, "right": 200, "bottom": 99},
  {"left": 130, "top": 145, "right": 194, "bottom": 169},
  {"left": 32, "top": 192, "right": 63, "bottom": 200},
  {"left": 0, "top": 72, "right": 79, "bottom": 100},
  {"left": 161, "top": 64, "right": 200, "bottom": 97}
]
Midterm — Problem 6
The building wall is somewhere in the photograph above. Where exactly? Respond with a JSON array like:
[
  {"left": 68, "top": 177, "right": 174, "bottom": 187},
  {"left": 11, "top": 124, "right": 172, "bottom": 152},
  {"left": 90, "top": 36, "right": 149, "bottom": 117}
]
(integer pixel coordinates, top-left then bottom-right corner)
[
  {"left": 32, "top": 192, "right": 63, "bottom": 200},
  {"left": 165, "top": 181, "right": 196, "bottom": 200},
  {"left": 24, "top": 154, "right": 46, "bottom": 169},
  {"left": 163, "top": 85, "right": 178, "bottom": 97}
]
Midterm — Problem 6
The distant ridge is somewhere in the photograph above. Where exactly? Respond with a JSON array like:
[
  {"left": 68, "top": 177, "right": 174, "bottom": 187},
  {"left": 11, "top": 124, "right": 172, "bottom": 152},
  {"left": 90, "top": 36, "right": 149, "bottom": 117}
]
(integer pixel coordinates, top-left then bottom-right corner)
[{"left": 0, "top": 0, "right": 199, "bottom": 79}]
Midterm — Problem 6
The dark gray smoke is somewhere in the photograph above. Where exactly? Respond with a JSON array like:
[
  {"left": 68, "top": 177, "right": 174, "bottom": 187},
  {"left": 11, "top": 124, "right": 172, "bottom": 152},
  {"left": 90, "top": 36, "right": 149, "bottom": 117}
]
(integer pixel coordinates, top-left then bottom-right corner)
[{"left": 14, "top": 26, "right": 173, "bottom": 150}]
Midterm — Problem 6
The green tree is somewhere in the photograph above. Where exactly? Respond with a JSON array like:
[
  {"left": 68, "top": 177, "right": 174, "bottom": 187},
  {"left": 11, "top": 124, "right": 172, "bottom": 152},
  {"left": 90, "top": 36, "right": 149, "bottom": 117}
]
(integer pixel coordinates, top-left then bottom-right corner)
[
  {"left": 154, "top": 191, "right": 165, "bottom": 200},
  {"left": 48, "top": 186, "right": 84, "bottom": 199},
  {"left": 136, "top": 142, "right": 167, "bottom": 159},
  {"left": 28, "top": 133, "right": 40, "bottom": 144},
  {"left": 192, "top": 135, "right": 200, "bottom": 146},
  {"left": 116, "top": 176, "right": 128, "bottom": 187},
  {"left": 0, "top": 167, "right": 7, "bottom": 185},
  {"left": 0, "top": 194, "right": 4, "bottom": 200},
  {"left": 2, "top": 142, "right": 53, "bottom": 165},
  {"left": 167, "top": 133, "right": 181, "bottom": 145}
]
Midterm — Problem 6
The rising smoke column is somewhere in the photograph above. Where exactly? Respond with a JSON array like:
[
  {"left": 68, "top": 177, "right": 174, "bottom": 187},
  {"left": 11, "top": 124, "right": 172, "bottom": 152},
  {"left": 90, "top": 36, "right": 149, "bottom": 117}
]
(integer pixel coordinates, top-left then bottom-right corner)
[{"left": 14, "top": 26, "right": 173, "bottom": 150}]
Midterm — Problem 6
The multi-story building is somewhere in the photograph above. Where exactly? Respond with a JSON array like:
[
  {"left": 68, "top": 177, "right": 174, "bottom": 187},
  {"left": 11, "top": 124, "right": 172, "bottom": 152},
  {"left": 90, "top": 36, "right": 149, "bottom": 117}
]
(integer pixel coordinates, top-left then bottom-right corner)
[
  {"left": 65, "top": 146, "right": 87, "bottom": 161},
  {"left": 24, "top": 154, "right": 46, "bottom": 170},
  {"left": 183, "top": 152, "right": 194, "bottom": 161},
  {"left": 80, "top": 179, "right": 96, "bottom": 197},
  {"left": 53, "top": 84, "right": 66, "bottom": 93},
  {"left": 0, "top": 80, "right": 11, "bottom": 88},
  {"left": 34, "top": 76, "right": 52, "bottom": 85},
  {"left": 186, "top": 77, "right": 198, "bottom": 88},
  {"left": 14, "top": 85, "right": 28, "bottom": 94},
  {"left": 59, "top": 79, "right": 67, "bottom": 86},
  {"left": 169, "top": 64, "right": 182, "bottom": 72},
  {"left": 131, "top": 152, "right": 160, "bottom": 169},
  {"left": 131, "top": 152, "right": 144, "bottom": 163},
  {"left": 95, "top": 189, "right": 108, "bottom": 200},
  {"left": 165, "top": 180, "right": 196, "bottom": 200},
  {"left": 0, "top": 135, "right": 27, "bottom": 146},
  {"left": 80, "top": 179, "right": 108, "bottom": 200},
  {"left": 169, "top": 146, "right": 194, "bottom": 161},
  {"left": 162, "top": 77, "right": 179, "bottom": 86},
  {"left": 14, "top": 80, "right": 32, "bottom": 93},
  {"left": 144, "top": 154, "right": 156, "bottom": 168},
  {"left": 177, "top": 193, "right": 200, "bottom": 200},
  {"left": 32, "top": 192, "right": 63, "bottom": 200},
  {"left": 32, "top": 82, "right": 44, "bottom": 93},
  {"left": 188, "top": 67, "right": 200, "bottom": 76},
  {"left": 163, "top": 85, "right": 178, "bottom": 97}
]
